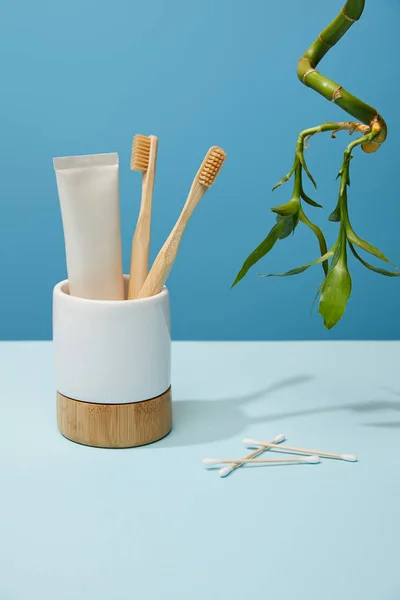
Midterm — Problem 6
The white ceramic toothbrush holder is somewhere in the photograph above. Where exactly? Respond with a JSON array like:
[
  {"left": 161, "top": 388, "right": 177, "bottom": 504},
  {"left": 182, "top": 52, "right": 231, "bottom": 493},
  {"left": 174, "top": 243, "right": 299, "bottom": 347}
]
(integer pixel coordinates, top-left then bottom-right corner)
[{"left": 53, "top": 276, "right": 172, "bottom": 448}]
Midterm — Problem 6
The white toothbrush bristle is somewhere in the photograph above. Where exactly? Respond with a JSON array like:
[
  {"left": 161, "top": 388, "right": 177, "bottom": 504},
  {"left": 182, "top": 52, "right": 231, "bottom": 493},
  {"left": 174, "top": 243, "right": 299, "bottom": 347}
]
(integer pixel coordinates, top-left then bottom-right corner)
[{"left": 341, "top": 454, "right": 357, "bottom": 462}]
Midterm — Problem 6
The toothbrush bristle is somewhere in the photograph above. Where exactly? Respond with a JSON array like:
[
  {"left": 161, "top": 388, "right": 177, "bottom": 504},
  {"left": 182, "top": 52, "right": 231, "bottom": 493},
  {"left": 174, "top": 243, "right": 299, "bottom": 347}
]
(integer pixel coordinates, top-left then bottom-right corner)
[
  {"left": 198, "top": 146, "right": 226, "bottom": 187},
  {"left": 131, "top": 134, "right": 151, "bottom": 172}
]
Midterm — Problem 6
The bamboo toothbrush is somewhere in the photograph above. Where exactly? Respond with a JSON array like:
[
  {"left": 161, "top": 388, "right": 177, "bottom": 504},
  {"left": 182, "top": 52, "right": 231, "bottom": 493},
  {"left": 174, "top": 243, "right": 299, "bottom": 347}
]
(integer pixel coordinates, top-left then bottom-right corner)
[
  {"left": 137, "top": 145, "right": 226, "bottom": 299},
  {"left": 128, "top": 134, "right": 158, "bottom": 299}
]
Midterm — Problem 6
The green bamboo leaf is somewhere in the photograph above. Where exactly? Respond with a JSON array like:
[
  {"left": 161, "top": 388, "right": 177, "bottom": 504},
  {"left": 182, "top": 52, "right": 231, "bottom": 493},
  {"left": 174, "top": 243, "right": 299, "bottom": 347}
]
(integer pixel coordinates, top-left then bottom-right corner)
[
  {"left": 336, "top": 160, "right": 351, "bottom": 186},
  {"left": 271, "top": 196, "right": 300, "bottom": 217},
  {"left": 272, "top": 165, "right": 295, "bottom": 191},
  {"left": 329, "top": 238, "right": 342, "bottom": 269},
  {"left": 300, "top": 189, "right": 323, "bottom": 209},
  {"left": 340, "top": 173, "right": 351, "bottom": 196},
  {"left": 311, "top": 279, "right": 325, "bottom": 314},
  {"left": 318, "top": 257, "right": 352, "bottom": 330},
  {"left": 296, "top": 151, "right": 317, "bottom": 189},
  {"left": 310, "top": 239, "right": 343, "bottom": 316},
  {"left": 276, "top": 214, "right": 299, "bottom": 240},
  {"left": 349, "top": 243, "right": 400, "bottom": 276},
  {"left": 328, "top": 199, "right": 340, "bottom": 222},
  {"left": 231, "top": 219, "right": 286, "bottom": 288},
  {"left": 310, "top": 242, "right": 341, "bottom": 314},
  {"left": 346, "top": 226, "right": 391, "bottom": 264},
  {"left": 339, "top": 169, "right": 349, "bottom": 196},
  {"left": 258, "top": 248, "right": 334, "bottom": 278},
  {"left": 299, "top": 210, "right": 329, "bottom": 275},
  {"left": 260, "top": 265, "right": 311, "bottom": 278}
]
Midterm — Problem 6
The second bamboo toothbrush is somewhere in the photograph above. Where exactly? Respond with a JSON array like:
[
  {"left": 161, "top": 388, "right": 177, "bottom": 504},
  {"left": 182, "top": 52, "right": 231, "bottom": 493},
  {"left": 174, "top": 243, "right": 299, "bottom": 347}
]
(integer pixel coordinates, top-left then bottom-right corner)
[
  {"left": 128, "top": 134, "right": 158, "bottom": 299},
  {"left": 138, "top": 145, "right": 226, "bottom": 299}
]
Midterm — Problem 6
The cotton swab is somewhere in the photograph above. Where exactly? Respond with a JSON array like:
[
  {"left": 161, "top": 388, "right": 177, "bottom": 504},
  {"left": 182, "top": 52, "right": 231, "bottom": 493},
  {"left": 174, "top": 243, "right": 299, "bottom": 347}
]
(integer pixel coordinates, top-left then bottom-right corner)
[
  {"left": 217, "top": 433, "right": 285, "bottom": 478},
  {"left": 203, "top": 455, "right": 320, "bottom": 467},
  {"left": 243, "top": 438, "right": 357, "bottom": 462}
]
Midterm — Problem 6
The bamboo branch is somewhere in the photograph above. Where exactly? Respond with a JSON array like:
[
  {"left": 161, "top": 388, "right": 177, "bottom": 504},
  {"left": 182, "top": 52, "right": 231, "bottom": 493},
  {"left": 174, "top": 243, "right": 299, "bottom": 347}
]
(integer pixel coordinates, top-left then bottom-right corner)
[
  {"left": 297, "top": 0, "right": 387, "bottom": 152},
  {"left": 233, "top": 0, "right": 395, "bottom": 331},
  {"left": 232, "top": 120, "right": 368, "bottom": 286}
]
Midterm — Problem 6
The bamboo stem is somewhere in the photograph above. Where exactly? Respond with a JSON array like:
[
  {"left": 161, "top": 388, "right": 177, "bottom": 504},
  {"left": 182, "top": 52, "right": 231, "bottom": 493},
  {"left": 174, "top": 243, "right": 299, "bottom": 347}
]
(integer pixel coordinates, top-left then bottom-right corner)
[{"left": 297, "top": 0, "right": 386, "bottom": 151}]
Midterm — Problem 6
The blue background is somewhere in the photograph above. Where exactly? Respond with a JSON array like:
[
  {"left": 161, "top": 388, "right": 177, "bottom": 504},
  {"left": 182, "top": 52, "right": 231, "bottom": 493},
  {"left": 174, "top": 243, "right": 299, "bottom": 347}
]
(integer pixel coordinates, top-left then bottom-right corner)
[{"left": 0, "top": 0, "right": 398, "bottom": 341}]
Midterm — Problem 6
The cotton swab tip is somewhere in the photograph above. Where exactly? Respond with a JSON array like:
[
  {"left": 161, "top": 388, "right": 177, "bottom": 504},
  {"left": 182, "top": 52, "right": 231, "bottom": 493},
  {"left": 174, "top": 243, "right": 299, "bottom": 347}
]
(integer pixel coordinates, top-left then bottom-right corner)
[
  {"left": 303, "top": 455, "right": 320, "bottom": 464},
  {"left": 219, "top": 467, "right": 233, "bottom": 478},
  {"left": 202, "top": 458, "right": 220, "bottom": 467},
  {"left": 243, "top": 434, "right": 284, "bottom": 448},
  {"left": 340, "top": 454, "right": 357, "bottom": 462},
  {"left": 243, "top": 438, "right": 262, "bottom": 448}
]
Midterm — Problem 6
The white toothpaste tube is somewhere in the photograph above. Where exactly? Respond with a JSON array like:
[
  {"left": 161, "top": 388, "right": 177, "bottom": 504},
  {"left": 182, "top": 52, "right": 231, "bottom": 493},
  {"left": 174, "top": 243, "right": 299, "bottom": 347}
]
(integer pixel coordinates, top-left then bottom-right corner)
[{"left": 53, "top": 153, "right": 125, "bottom": 300}]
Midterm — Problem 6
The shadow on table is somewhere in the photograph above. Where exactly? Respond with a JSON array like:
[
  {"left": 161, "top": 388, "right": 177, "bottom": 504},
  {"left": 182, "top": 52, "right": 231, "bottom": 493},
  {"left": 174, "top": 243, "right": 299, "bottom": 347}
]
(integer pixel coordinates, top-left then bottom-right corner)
[
  {"left": 361, "top": 387, "right": 400, "bottom": 429},
  {"left": 154, "top": 382, "right": 400, "bottom": 448},
  {"left": 154, "top": 374, "right": 313, "bottom": 448},
  {"left": 364, "top": 422, "right": 400, "bottom": 428}
]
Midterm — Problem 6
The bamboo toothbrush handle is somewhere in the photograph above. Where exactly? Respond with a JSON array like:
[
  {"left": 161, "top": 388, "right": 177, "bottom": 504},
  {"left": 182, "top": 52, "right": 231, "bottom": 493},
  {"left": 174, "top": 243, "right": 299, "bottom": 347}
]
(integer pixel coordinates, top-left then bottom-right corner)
[
  {"left": 138, "top": 183, "right": 206, "bottom": 298},
  {"left": 128, "top": 137, "right": 158, "bottom": 299}
]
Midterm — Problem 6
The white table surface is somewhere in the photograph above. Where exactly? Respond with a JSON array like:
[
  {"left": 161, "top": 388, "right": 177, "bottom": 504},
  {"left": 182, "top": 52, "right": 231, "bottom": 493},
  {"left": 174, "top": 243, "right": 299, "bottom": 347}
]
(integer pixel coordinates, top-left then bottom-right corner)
[{"left": 1, "top": 341, "right": 400, "bottom": 600}]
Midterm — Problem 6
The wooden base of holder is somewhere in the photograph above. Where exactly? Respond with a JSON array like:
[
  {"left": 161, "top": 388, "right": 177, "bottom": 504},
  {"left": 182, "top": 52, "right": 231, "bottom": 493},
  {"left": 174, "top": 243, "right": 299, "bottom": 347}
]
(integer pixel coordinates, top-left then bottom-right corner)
[{"left": 57, "top": 387, "right": 172, "bottom": 448}]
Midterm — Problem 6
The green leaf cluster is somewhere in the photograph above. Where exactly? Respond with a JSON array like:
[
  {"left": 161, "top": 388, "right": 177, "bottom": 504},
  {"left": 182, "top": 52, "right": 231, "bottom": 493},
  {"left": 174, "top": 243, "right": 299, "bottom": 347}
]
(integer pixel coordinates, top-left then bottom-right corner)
[{"left": 232, "top": 127, "right": 399, "bottom": 329}]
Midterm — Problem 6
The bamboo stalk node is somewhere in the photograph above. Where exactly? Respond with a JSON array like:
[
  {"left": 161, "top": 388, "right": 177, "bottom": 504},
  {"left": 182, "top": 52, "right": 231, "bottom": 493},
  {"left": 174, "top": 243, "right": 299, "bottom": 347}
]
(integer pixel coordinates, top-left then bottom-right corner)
[
  {"left": 318, "top": 34, "right": 333, "bottom": 48},
  {"left": 361, "top": 116, "right": 385, "bottom": 152},
  {"left": 331, "top": 86, "right": 343, "bottom": 103},
  {"left": 371, "top": 118, "right": 382, "bottom": 134},
  {"left": 330, "top": 122, "right": 369, "bottom": 138},
  {"left": 341, "top": 8, "right": 357, "bottom": 22},
  {"left": 302, "top": 68, "right": 317, "bottom": 83},
  {"left": 351, "top": 122, "right": 370, "bottom": 135}
]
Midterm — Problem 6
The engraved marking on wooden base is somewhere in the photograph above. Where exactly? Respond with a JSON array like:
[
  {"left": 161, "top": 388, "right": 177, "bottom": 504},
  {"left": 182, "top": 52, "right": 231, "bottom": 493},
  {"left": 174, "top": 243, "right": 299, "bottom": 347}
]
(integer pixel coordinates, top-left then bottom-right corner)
[{"left": 57, "top": 387, "right": 172, "bottom": 448}]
